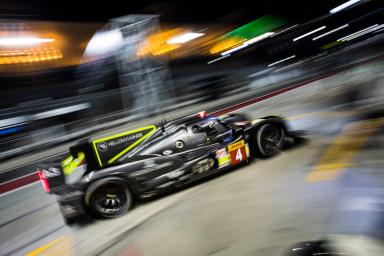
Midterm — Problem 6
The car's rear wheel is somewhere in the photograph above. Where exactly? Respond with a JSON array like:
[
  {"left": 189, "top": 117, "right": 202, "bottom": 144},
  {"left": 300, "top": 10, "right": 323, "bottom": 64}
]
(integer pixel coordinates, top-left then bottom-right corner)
[
  {"left": 253, "top": 124, "right": 285, "bottom": 158},
  {"left": 88, "top": 181, "right": 132, "bottom": 219}
]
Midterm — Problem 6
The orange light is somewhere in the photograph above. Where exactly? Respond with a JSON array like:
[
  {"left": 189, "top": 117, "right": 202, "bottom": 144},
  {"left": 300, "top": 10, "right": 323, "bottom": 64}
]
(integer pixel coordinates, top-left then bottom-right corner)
[
  {"left": 210, "top": 37, "right": 246, "bottom": 54},
  {"left": 137, "top": 28, "right": 185, "bottom": 57},
  {"left": 0, "top": 48, "right": 63, "bottom": 65}
]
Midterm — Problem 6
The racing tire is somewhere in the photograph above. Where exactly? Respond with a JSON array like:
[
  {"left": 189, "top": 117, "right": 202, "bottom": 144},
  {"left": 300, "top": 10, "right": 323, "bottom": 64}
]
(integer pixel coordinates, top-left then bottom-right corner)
[
  {"left": 87, "top": 180, "right": 132, "bottom": 219},
  {"left": 253, "top": 123, "right": 285, "bottom": 158}
]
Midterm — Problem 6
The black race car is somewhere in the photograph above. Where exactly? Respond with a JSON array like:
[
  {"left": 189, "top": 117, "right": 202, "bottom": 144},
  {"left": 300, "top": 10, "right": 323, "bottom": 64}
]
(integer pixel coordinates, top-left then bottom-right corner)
[{"left": 37, "top": 111, "right": 290, "bottom": 224}]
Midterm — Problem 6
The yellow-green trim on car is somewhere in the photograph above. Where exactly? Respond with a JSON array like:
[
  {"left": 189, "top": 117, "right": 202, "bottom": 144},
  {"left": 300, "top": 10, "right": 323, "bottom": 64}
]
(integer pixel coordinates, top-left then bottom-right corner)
[
  {"left": 61, "top": 155, "right": 73, "bottom": 167},
  {"left": 217, "top": 155, "right": 230, "bottom": 167},
  {"left": 92, "top": 125, "right": 157, "bottom": 167},
  {"left": 61, "top": 152, "right": 85, "bottom": 176}
]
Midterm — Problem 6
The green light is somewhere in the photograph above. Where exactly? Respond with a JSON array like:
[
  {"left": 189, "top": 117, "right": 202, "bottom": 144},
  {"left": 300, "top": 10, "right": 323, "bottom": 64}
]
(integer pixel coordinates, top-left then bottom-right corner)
[{"left": 224, "top": 15, "right": 286, "bottom": 40}]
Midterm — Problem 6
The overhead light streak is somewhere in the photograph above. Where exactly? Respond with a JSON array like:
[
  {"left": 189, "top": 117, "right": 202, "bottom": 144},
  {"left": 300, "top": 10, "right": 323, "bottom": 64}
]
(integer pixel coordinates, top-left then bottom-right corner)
[
  {"left": 220, "top": 44, "right": 248, "bottom": 56},
  {"left": 0, "top": 37, "right": 54, "bottom": 47},
  {"left": 271, "top": 24, "right": 299, "bottom": 37},
  {"left": 337, "top": 24, "right": 383, "bottom": 41},
  {"left": 33, "top": 103, "right": 91, "bottom": 120},
  {"left": 84, "top": 29, "right": 123, "bottom": 56},
  {"left": 330, "top": 0, "right": 362, "bottom": 14},
  {"left": 343, "top": 25, "right": 384, "bottom": 41},
  {"left": 167, "top": 32, "right": 204, "bottom": 44},
  {"left": 301, "top": 54, "right": 327, "bottom": 65},
  {"left": 293, "top": 26, "right": 326, "bottom": 41},
  {"left": 220, "top": 32, "right": 274, "bottom": 56},
  {"left": 337, "top": 24, "right": 378, "bottom": 41},
  {"left": 0, "top": 48, "right": 63, "bottom": 65},
  {"left": 207, "top": 54, "right": 230, "bottom": 64},
  {"left": 312, "top": 24, "right": 349, "bottom": 40},
  {"left": 244, "top": 32, "right": 274, "bottom": 45},
  {"left": 292, "top": 52, "right": 328, "bottom": 66},
  {"left": 268, "top": 55, "right": 296, "bottom": 67}
]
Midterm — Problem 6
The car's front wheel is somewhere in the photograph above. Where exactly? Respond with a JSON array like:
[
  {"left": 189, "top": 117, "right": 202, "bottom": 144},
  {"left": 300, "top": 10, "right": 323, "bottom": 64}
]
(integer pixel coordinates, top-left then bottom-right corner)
[
  {"left": 253, "top": 123, "right": 285, "bottom": 158},
  {"left": 88, "top": 181, "right": 132, "bottom": 219}
]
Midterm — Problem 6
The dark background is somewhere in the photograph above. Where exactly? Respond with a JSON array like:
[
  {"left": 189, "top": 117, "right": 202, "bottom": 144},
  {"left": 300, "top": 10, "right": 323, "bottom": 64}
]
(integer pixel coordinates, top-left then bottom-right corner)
[{"left": 1, "top": 0, "right": 356, "bottom": 23}]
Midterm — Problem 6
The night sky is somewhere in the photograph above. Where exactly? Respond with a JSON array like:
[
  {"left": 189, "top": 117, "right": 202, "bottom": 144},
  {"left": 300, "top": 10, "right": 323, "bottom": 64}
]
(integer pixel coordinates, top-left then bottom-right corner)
[{"left": 1, "top": 0, "right": 355, "bottom": 24}]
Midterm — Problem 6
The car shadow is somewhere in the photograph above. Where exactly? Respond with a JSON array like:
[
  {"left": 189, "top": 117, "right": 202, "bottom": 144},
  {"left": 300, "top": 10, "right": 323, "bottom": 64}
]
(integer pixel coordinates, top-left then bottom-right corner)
[
  {"left": 139, "top": 135, "right": 308, "bottom": 203},
  {"left": 283, "top": 134, "right": 309, "bottom": 151}
]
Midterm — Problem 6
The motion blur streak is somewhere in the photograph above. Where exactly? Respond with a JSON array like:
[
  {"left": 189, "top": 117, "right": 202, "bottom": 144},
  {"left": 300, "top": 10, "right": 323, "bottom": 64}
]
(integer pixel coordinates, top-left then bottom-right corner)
[
  {"left": 26, "top": 236, "right": 72, "bottom": 256},
  {"left": 292, "top": 26, "right": 326, "bottom": 41},
  {"left": 306, "top": 118, "right": 384, "bottom": 182},
  {"left": 1, "top": 0, "right": 384, "bottom": 255},
  {"left": 220, "top": 44, "right": 248, "bottom": 56},
  {"left": 337, "top": 24, "right": 379, "bottom": 41},
  {"left": 312, "top": 24, "right": 349, "bottom": 40},
  {"left": 166, "top": 32, "right": 204, "bottom": 44},
  {"left": 84, "top": 29, "right": 123, "bottom": 57},
  {"left": 244, "top": 32, "right": 274, "bottom": 45},
  {"left": 210, "top": 14, "right": 285, "bottom": 55},
  {"left": 339, "top": 24, "right": 384, "bottom": 41},
  {"left": 220, "top": 32, "right": 275, "bottom": 55},
  {"left": 0, "top": 37, "right": 54, "bottom": 46},
  {"left": 268, "top": 55, "right": 296, "bottom": 67},
  {"left": 330, "top": 0, "right": 363, "bottom": 14},
  {"left": 271, "top": 24, "right": 299, "bottom": 37},
  {"left": 25, "top": 237, "right": 63, "bottom": 256},
  {"left": 207, "top": 54, "right": 230, "bottom": 64}
]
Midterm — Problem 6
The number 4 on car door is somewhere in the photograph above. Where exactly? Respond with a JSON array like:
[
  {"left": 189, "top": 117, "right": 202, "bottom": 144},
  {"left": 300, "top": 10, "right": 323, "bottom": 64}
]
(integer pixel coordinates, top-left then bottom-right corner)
[
  {"left": 228, "top": 140, "right": 247, "bottom": 165},
  {"left": 236, "top": 148, "right": 243, "bottom": 161}
]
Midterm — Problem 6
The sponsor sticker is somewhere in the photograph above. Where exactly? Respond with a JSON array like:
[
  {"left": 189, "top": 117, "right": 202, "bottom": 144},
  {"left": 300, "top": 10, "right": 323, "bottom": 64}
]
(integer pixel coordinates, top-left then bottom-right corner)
[
  {"left": 92, "top": 125, "right": 157, "bottom": 167},
  {"left": 97, "top": 142, "right": 108, "bottom": 152},
  {"left": 216, "top": 148, "right": 230, "bottom": 168},
  {"left": 228, "top": 140, "right": 247, "bottom": 165},
  {"left": 228, "top": 140, "right": 245, "bottom": 152},
  {"left": 245, "top": 143, "right": 250, "bottom": 157}
]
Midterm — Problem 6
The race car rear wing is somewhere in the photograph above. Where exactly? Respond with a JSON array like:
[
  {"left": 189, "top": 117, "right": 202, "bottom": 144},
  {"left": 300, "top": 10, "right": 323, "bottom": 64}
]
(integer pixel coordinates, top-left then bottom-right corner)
[{"left": 37, "top": 158, "right": 65, "bottom": 193}]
